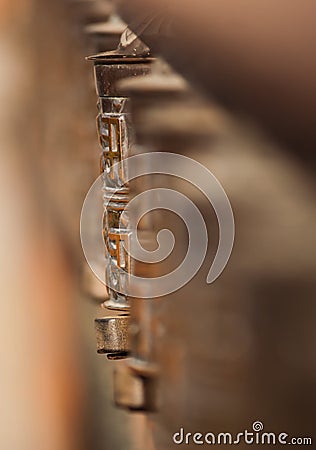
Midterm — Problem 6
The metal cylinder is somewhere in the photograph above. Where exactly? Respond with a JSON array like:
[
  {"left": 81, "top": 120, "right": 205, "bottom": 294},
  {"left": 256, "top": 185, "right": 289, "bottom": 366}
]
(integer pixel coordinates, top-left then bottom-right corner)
[
  {"left": 95, "top": 313, "right": 130, "bottom": 358},
  {"left": 89, "top": 53, "right": 152, "bottom": 312}
]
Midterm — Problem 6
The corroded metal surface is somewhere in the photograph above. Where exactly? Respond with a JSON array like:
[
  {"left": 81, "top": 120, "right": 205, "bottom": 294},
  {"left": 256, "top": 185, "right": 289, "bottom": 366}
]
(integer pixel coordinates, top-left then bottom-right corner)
[{"left": 95, "top": 314, "right": 130, "bottom": 357}]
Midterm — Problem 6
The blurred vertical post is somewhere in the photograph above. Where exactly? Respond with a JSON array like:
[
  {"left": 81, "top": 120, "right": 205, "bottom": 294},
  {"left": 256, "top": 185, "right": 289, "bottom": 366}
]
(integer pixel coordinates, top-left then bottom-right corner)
[{"left": 0, "top": 1, "right": 85, "bottom": 449}]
